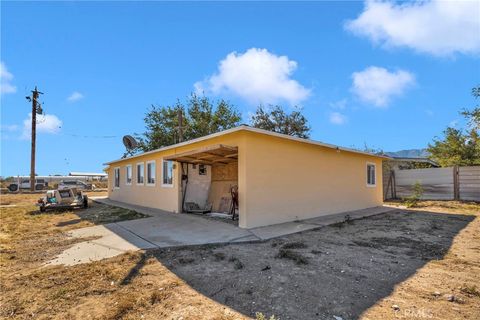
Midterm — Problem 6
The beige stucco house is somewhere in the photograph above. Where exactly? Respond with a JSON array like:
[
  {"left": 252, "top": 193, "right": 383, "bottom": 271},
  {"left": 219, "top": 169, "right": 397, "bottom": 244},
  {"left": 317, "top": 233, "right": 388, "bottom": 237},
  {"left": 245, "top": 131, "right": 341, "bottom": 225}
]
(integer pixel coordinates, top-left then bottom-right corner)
[{"left": 105, "top": 126, "right": 387, "bottom": 229}]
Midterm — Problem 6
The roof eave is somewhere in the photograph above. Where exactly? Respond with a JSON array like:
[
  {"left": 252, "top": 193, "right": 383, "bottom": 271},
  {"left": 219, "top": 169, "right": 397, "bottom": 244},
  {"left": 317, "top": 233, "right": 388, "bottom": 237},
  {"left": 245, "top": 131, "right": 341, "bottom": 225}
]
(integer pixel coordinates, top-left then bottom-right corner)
[{"left": 103, "top": 125, "right": 391, "bottom": 165}]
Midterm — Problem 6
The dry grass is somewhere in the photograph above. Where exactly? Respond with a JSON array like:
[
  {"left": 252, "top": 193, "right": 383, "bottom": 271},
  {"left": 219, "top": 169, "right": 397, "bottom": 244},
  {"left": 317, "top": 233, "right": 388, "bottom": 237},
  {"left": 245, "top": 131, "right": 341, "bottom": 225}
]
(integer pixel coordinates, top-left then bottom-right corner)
[
  {"left": 361, "top": 200, "right": 480, "bottom": 319},
  {"left": 0, "top": 191, "right": 108, "bottom": 206},
  {"left": 1, "top": 195, "right": 478, "bottom": 319},
  {"left": 0, "top": 193, "right": 247, "bottom": 320},
  {"left": 386, "top": 199, "right": 480, "bottom": 215}
]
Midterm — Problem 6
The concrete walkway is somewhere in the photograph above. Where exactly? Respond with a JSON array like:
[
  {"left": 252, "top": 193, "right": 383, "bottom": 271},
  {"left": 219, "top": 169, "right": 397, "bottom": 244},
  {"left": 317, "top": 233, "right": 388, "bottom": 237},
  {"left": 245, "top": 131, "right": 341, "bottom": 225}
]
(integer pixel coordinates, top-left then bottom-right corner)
[{"left": 49, "top": 198, "right": 394, "bottom": 266}]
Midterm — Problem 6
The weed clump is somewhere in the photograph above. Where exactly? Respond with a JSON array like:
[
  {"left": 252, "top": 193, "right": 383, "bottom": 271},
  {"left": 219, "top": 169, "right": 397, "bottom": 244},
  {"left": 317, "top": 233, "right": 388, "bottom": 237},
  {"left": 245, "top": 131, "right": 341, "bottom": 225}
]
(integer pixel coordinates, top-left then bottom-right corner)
[
  {"left": 461, "top": 285, "right": 480, "bottom": 297},
  {"left": 228, "top": 256, "right": 244, "bottom": 269},
  {"left": 256, "top": 312, "right": 278, "bottom": 320},
  {"left": 213, "top": 252, "right": 226, "bottom": 261},
  {"left": 275, "top": 249, "right": 309, "bottom": 265},
  {"left": 178, "top": 257, "right": 195, "bottom": 264},
  {"left": 281, "top": 241, "right": 307, "bottom": 249}
]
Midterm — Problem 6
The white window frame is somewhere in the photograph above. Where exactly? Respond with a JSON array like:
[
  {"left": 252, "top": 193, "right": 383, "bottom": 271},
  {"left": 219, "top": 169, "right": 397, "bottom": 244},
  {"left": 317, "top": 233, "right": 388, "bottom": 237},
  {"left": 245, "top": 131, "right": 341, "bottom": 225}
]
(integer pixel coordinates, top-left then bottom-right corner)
[
  {"left": 366, "top": 162, "right": 376, "bottom": 187},
  {"left": 146, "top": 160, "right": 156, "bottom": 186},
  {"left": 125, "top": 164, "right": 132, "bottom": 186},
  {"left": 161, "top": 160, "right": 174, "bottom": 188},
  {"left": 136, "top": 162, "right": 145, "bottom": 185},
  {"left": 114, "top": 167, "right": 120, "bottom": 189}
]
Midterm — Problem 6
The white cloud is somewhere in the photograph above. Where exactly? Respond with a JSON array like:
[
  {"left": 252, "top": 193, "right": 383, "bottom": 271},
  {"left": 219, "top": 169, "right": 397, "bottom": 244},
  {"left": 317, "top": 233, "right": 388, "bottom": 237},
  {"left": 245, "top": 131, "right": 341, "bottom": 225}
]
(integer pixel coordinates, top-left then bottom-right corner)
[
  {"left": 449, "top": 120, "right": 459, "bottom": 128},
  {"left": 0, "top": 62, "right": 17, "bottom": 94},
  {"left": 194, "top": 48, "right": 310, "bottom": 105},
  {"left": 329, "top": 112, "right": 347, "bottom": 125},
  {"left": 22, "top": 113, "right": 62, "bottom": 139},
  {"left": 351, "top": 66, "right": 415, "bottom": 107},
  {"left": 425, "top": 109, "right": 434, "bottom": 116},
  {"left": 0, "top": 124, "right": 18, "bottom": 132},
  {"left": 67, "top": 91, "right": 84, "bottom": 102},
  {"left": 345, "top": 0, "right": 480, "bottom": 56},
  {"left": 329, "top": 98, "right": 347, "bottom": 110}
]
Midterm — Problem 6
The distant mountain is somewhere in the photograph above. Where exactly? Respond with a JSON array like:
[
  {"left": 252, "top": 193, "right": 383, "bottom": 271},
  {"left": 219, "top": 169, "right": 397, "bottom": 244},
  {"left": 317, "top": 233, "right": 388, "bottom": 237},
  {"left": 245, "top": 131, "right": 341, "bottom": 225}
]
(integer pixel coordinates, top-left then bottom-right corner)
[{"left": 384, "top": 148, "right": 430, "bottom": 158}]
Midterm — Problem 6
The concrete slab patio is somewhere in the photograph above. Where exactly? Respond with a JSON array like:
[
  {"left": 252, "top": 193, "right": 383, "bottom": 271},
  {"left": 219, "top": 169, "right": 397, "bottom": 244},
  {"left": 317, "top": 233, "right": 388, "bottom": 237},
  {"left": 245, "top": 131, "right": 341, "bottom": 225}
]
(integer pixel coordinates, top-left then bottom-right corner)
[{"left": 49, "top": 198, "right": 394, "bottom": 266}]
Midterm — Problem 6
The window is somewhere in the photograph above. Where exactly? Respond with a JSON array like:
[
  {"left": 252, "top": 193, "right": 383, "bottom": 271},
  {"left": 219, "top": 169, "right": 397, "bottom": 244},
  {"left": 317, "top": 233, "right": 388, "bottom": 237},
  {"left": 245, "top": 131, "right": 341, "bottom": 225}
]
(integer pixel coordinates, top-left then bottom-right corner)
[
  {"left": 162, "top": 160, "right": 173, "bottom": 187},
  {"left": 114, "top": 167, "right": 120, "bottom": 188},
  {"left": 125, "top": 165, "right": 132, "bottom": 185},
  {"left": 136, "top": 162, "right": 144, "bottom": 185},
  {"left": 59, "top": 190, "right": 72, "bottom": 198},
  {"left": 367, "top": 163, "right": 376, "bottom": 187},
  {"left": 146, "top": 160, "right": 156, "bottom": 186},
  {"left": 199, "top": 164, "right": 207, "bottom": 175}
]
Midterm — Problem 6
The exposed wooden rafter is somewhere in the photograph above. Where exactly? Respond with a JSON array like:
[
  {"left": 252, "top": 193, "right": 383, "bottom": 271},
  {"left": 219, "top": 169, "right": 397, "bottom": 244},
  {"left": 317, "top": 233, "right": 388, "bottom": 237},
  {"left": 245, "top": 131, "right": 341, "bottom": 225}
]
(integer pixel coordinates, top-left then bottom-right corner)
[{"left": 164, "top": 144, "right": 238, "bottom": 165}]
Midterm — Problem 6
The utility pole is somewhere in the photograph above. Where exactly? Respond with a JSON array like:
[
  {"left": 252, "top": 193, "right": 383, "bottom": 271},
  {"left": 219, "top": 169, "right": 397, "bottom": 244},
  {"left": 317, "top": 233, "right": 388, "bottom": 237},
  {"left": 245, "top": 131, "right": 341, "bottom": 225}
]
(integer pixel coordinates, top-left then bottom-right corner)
[
  {"left": 27, "top": 86, "right": 43, "bottom": 191},
  {"left": 178, "top": 108, "right": 184, "bottom": 143}
]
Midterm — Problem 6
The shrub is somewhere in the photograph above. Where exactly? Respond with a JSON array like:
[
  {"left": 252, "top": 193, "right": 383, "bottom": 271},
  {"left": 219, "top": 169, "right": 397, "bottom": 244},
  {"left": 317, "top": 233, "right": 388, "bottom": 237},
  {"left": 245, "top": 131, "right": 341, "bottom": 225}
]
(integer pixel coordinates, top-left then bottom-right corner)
[{"left": 404, "top": 181, "right": 424, "bottom": 208}]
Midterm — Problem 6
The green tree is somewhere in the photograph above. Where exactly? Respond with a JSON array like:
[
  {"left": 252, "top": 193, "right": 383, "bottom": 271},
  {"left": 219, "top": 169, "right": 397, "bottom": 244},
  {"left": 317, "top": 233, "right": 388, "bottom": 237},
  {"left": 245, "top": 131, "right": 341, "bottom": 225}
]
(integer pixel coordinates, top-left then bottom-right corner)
[
  {"left": 250, "top": 105, "right": 310, "bottom": 138},
  {"left": 131, "top": 94, "right": 241, "bottom": 154},
  {"left": 461, "top": 85, "right": 480, "bottom": 130},
  {"left": 427, "top": 86, "right": 480, "bottom": 167},
  {"left": 428, "top": 127, "right": 469, "bottom": 166}
]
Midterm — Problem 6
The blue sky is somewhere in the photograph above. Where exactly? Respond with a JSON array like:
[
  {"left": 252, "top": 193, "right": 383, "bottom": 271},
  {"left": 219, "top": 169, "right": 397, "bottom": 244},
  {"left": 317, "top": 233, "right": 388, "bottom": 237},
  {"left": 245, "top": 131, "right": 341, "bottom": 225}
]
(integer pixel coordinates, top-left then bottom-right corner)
[{"left": 1, "top": 1, "right": 479, "bottom": 176}]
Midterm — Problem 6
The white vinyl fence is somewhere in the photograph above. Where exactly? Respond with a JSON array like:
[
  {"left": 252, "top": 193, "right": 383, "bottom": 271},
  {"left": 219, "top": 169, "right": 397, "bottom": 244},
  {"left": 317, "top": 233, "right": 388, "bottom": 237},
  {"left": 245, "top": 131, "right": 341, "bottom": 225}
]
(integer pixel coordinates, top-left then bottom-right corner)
[{"left": 385, "top": 166, "right": 480, "bottom": 201}]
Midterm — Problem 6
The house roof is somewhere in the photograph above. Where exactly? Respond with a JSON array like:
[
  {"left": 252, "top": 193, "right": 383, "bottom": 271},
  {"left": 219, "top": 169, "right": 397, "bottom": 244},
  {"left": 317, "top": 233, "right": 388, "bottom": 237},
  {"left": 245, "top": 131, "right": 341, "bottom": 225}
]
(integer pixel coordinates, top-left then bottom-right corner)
[
  {"left": 389, "top": 157, "right": 439, "bottom": 167},
  {"left": 69, "top": 172, "right": 108, "bottom": 177},
  {"left": 104, "top": 125, "right": 391, "bottom": 165}
]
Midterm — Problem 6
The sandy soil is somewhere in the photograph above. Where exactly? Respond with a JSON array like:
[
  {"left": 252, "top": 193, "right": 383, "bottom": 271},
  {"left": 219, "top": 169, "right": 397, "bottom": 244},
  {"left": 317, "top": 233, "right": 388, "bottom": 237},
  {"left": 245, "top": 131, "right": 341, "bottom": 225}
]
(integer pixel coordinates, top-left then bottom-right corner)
[
  {"left": 155, "top": 202, "right": 480, "bottom": 320},
  {"left": 0, "top": 193, "right": 246, "bottom": 320},
  {"left": 1, "top": 194, "right": 479, "bottom": 320}
]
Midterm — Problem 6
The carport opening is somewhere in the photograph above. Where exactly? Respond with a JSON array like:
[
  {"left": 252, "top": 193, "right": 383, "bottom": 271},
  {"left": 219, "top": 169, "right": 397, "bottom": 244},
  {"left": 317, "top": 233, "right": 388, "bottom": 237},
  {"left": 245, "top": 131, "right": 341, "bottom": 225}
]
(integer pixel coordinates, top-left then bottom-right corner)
[{"left": 164, "top": 144, "right": 239, "bottom": 224}]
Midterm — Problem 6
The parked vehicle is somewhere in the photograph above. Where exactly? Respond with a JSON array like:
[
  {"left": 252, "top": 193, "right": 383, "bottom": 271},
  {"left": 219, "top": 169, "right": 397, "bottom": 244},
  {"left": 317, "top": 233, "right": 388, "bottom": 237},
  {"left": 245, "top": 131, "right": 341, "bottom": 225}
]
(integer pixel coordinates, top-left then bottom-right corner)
[
  {"left": 7, "top": 175, "right": 103, "bottom": 192},
  {"left": 58, "top": 180, "right": 95, "bottom": 190},
  {"left": 37, "top": 188, "right": 88, "bottom": 212},
  {"left": 7, "top": 178, "right": 47, "bottom": 192}
]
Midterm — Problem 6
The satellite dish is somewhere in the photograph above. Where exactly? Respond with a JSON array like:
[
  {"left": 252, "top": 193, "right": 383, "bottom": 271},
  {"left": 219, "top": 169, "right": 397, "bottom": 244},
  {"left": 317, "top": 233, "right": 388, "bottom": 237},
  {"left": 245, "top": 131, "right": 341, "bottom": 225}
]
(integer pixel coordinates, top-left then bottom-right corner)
[{"left": 123, "top": 135, "right": 138, "bottom": 150}]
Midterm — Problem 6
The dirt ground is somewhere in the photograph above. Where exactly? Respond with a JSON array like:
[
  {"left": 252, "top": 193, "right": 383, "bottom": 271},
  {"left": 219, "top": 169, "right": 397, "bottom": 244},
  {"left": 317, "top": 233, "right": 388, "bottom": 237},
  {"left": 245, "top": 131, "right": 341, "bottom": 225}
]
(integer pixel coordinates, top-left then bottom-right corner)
[
  {"left": 155, "top": 201, "right": 480, "bottom": 320},
  {"left": 0, "top": 193, "right": 246, "bottom": 320},
  {"left": 1, "top": 194, "right": 479, "bottom": 320}
]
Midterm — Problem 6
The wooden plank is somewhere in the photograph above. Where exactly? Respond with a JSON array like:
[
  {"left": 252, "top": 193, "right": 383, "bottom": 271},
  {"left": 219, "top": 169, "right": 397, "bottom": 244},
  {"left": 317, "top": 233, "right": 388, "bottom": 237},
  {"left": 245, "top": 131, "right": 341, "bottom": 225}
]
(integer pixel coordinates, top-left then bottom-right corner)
[
  {"left": 459, "top": 176, "right": 480, "bottom": 180},
  {"left": 460, "top": 184, "right": 480, "bottom": 188},
  {"left": 164, "top": 144, "right": 238, "bottom": 161},
  {"left": 394, "top": 167, "right": 454, "bottom": 200},
  {"left": 393, "top": 166, "right": 479, "bottom": 201},
  {"left": 224, "top": 153, "right": 238, "bottom": 158}
]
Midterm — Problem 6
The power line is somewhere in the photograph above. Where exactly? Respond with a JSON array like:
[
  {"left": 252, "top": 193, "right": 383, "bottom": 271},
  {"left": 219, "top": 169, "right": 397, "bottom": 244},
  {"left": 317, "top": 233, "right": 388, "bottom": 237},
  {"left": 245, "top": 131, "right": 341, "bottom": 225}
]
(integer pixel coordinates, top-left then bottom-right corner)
[{"left": 60, "top": 132, "right": 119, "bottom": 139}]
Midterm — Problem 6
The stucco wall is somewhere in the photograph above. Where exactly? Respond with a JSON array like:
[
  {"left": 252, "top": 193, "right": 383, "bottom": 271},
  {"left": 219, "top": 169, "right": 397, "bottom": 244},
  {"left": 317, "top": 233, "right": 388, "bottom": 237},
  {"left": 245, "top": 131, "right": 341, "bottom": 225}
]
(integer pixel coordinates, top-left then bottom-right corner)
[
  {"left": 240, "top": 131, "right": 383, "bottom": 228},
  {"left": 107, "top": 131, "right": 247, "bottom": 221},
  {"left": 107, "top": 129, "right": 383, "bottom": 229}
]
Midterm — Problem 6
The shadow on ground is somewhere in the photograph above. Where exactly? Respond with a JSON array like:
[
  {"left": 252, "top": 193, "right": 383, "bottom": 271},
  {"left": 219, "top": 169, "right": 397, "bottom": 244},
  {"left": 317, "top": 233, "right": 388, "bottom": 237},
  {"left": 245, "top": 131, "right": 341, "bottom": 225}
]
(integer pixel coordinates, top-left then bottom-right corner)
[
  {"left": 144, "top": 209, "right": 475, "bottom": 319},
  {"left": 27, "top": 201, "right": 148, "bottom": 226}
]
